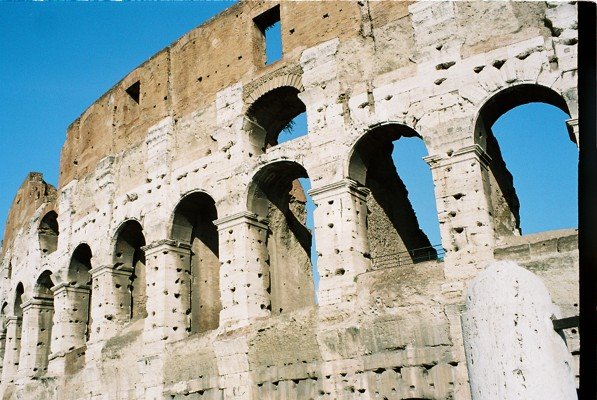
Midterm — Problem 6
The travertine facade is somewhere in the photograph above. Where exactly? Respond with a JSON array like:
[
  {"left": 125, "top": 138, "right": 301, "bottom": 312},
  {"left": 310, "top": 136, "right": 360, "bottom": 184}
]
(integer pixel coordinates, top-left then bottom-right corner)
[{"left": 0, "top": 1, "right": 579, "bottom": 399}]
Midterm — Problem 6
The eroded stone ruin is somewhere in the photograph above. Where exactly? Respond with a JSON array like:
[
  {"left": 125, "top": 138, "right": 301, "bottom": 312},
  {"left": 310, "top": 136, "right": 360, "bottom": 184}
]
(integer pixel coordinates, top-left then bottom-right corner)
[{"left": 0, "top": 1, "right": 580, "bottom": 399}]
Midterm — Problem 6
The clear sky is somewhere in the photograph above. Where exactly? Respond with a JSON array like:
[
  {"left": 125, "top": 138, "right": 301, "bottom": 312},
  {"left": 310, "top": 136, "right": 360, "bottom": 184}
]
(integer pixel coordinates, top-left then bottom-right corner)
[{"left": 0, "top": 2, "right": 578, "bottom": 253}]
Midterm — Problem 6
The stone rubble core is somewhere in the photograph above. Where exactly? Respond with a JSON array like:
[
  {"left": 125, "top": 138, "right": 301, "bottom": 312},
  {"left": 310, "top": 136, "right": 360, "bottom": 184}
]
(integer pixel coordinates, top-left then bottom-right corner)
[{"left": 0, "top": 1, "right": 579, "bottom": 399}]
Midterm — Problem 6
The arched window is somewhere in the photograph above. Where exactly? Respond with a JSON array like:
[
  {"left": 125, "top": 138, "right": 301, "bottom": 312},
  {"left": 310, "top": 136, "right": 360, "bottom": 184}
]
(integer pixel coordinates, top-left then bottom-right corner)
[
  {"left": 39, "top": 211, "right": 59, "bottom": 254},
  {"left": 348, "top": 124, "right": 441, "bottom": 268},
  {"left": 171, "top": 192, "right": 220, "bottom": 333},
  {"left": 9, "top": 284, "right": 23, "bottom": 381},
  {"left": 113, "top": 220, "right": 147, "bottom": 321},
  {"left": 245, "top": 86, "right": 307, "bottom": 153},
  {"left": 32, "top": 270, "right": 54, "bottom": 376},
  {"left": 69, "top": 244, "right": 93, "bottom": 341},
  {"left": 474, "top": 84, "right": 575, "bottom": 237},
  {"left": 0, "top": 302, "right": 7, "bottom": 378},
  {"left": 248, "top": 161, "right": 317, "bottom": 314}
]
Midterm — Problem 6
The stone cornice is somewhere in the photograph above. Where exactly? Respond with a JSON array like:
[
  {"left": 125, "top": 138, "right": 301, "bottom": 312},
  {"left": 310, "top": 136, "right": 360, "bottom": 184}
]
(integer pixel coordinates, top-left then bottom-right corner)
[
  {"left": 89, "top": 264, "right": 133, "bottom": 278},
  {"left": 424, "top": 144, "right": 491, "bottom": 168},
  {"left": 142, "top": 239, "right": 192, "bottom": 255},
  {"left": 214, "top": 211, "right": 269, "bottom": 231},
  {"left": 22, "top": 298, "right": 54, "bottom": 311},
  {"left": 308, "top": 179, "right": 370, "bottom": 201}
]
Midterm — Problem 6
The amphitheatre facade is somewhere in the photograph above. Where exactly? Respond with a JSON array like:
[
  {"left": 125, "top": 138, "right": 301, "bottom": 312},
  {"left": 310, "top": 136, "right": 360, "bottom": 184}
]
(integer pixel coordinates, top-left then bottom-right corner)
[{"left": 0, "top": 1, "right": 580, "bottom": 399}]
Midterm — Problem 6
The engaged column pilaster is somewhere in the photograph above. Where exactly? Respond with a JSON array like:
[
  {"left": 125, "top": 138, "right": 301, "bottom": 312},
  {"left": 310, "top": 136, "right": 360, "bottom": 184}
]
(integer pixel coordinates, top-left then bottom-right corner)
[
  {"left": 142, "top": 239, "right": 192, "bottom": 345},
  {"left": 309, "top": 179, "right": 371, "bottom": 312},
  {"left": 215, "top": 212, "right": 270, "bottom": 330}
]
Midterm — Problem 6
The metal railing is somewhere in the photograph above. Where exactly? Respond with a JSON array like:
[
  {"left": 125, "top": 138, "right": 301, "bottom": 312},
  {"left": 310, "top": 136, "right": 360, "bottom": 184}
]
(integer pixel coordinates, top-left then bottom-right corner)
[{"left": 371, "top": 244, "right": 445, "bottom": 270}]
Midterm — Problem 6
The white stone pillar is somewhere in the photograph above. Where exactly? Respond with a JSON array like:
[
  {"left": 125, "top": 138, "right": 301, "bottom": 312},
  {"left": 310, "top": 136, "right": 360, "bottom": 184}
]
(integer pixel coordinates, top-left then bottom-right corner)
[
  {"left": 309, "top": 179, "right": 370, "bottom": 311},
  {"left": 18, "top": 299, "right": 54, "bottom": 378},
  {"left": 462, "top": 261, "right": 577, "bottom": 400},
  {"left": 88, "top": 265, "right": 133, "bottom": 343},
  {"left": 215, "top": 212, "right": 270, "bottom": 330},
  {"left": 424, "top": 145, "right": 495, "bottom": 278},
  {"left": 142, "top": 239, "right": 192, "bottom": 344},
  {"left": 0, "top": 317, "right": 21, "bottom": 383}
]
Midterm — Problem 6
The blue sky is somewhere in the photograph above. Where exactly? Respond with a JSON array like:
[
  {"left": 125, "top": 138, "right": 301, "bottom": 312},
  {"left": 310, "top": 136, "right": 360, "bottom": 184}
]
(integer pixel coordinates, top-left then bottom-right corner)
[{"left": 0, "top": 2, "right": 578, "bottom": 253}]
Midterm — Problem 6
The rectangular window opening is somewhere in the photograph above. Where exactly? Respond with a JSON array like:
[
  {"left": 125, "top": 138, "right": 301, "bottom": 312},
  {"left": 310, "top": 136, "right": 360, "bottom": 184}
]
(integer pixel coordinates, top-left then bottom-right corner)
[
  {"left": 254, "top": 5, "right": 282, "bottom": 65},
  {"left": 126, "top": 81, "right": 140, "bottom": 104}
]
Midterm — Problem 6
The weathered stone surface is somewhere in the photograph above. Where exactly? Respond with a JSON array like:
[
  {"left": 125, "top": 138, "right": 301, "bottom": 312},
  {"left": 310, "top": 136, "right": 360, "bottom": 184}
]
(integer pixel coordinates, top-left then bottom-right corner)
[
  {"left": 462, "top": 261, "right": 576, "bottom": 400},
  {"left": 0, "top": 1, "right": 578, "bottom": 399}
]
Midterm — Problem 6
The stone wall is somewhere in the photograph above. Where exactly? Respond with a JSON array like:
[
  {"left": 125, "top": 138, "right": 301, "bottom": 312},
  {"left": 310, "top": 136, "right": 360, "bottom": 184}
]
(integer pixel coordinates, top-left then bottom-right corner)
[{"left": 0, "top": 1, "right": 579, "bottom": 399}]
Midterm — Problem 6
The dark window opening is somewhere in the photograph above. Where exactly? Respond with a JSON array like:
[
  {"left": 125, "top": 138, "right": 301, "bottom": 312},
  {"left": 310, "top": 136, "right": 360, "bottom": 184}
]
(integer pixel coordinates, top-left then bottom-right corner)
[
  {"left": 39, "top": 211, "right": 59, "bottom": 254},
  {"left": 171, "top": 192, "right": 220, "bottom": 334},
  {"left": 114, "top": 220, "right": 147, "bottom": 321},
  {"left": 126, "top": 81, "right": 140, "bottom": 104},
  {"left": 245, "top": 86, "right": 306, "bottom": 153},
  {"left": 254, "top": 5, "right": 282, "bottom": 65},
  {"left": 248, "top": 161, "right": 317, "bottom": 314},
  {"left": 69, "top": 244, "right": 93, "bottom": 342}
]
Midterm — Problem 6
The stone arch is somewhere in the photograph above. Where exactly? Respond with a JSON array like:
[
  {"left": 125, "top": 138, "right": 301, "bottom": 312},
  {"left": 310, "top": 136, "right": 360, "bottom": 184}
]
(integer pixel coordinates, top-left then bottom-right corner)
[
  {"left": 0, "top": 302, "right": 7, "bottom": 378},
  {"left": 68, "top": 243, "right": 93, "bottom": 342},
  {"left": 14, "top": 283, "right": 24, "bottom": 319},
  {"left": 1, "top": 283, "right": 24, "bottom": 382},
  {"left": 34, "top": 270, "right": 54, "bottom": 300},
  {"left": 247, "top": 160, "right": 316, "bottom": 314},
  {"left": 244, "top": 83, "right": 307, "bottom": 153},
  {"left": 170, "top": 191, "right": 220, "bottom": 333},
  {"left": 347, "top": 123, "right": 439, "bottom": 266},
  {"left": 38, "top": 210, "right": 59, "bottom": 255},
  {"left": 473, "top": 84, "right": 573, "bottom": 237},
  {"left": 27, "top": 270, "right": 54, "bottom": 376},
  {"left": 113, "top": 219, "right": 147, "bottom": 321}
]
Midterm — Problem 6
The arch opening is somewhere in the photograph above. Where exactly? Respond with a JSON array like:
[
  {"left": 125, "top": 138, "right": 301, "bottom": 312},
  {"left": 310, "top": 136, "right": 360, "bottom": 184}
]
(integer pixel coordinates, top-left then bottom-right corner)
[
  {"left": 0, "top": 302, "right": 7, "bottom": 378},
  {"left": 8, "top": 284, "right": 24, "bottom": 381},
  {"left": 171, "top": 192, "right": 220, "bottom": 334},
  {"left": 475, "top": 85, "right": 575, "bottom": 237},
  {"left": 69, "top": 244, "right": 93, "bottom": 342},
  {"left": 349, "top": 124, "right": 440, "bottom": 268},
  {"left": 245, "top": 86, "right": 307, "bottom": 153},
  {"left": 248, "top": 161, "right": 317, "bottom": 314},
  {"left": 33, "top": 270, "right": 54, "bottom": 376},
  {"left": 39, "top": 211, "right": 59, "bottom": 255},
  {"left": 113, "top": 220, "right": 147, "bottom": 321}
]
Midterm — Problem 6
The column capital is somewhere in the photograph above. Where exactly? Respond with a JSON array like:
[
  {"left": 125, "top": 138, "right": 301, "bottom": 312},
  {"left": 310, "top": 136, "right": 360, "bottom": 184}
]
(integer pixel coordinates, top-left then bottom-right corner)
[
  {"left": 308, "top": 178, "right": 370, "bottom": 202},
  {"left": 5, "top": 316, "right": 21, "bottom": 324},
  {"left": 424, "top": 144, "right": 491, "bottom": 168},
  {"left": 141, "top": 239, "right": 192, "bottom": 255},
  {"left": 22, "top": 298, "right": 54, "bottom": 311},
  {"left": 51, "top": 283, "right": 91, "bottom": 295},
  {"left": 566, "top": 118, "right": 579, "bottom": 148},
  {"left": 89, "top": 264, "right": 133, "bottom": 278},
  {"left": 214, "top": 211, "right": 269, "bottom": 231}
]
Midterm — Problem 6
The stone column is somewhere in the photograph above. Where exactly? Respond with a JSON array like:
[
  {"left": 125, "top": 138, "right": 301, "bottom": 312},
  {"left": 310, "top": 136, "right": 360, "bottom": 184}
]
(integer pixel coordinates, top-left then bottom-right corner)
[
  {"left": 18, "top": 299, "right": 54, "bottom": 379},
  {"left": 0, "top": 317, "right": 21, "bottom": 383},
  {"left": 88, "top": 265, "right": 133, "bottom": 343},
  {"left": 462, "top": 261, "right": 576, "bottom": 400},
  {"left": 142, "top": 239, "right": 192, "bottom": 345},
  {"left": 47, "top": 284, "right": 90, "bottom": 375},
  {"left": 215, "top": 212, "right": 270, "bottom": 330},
  {"left": 309, "top": 179, "right": 371, "bottom": 312},
  {"left": 424, "top": 145, "right": 495, "bottom": 279}
]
